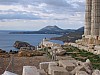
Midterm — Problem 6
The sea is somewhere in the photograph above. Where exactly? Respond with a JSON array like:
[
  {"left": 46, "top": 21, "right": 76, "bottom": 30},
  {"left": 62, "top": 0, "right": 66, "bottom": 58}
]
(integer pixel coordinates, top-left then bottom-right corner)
[{"left": 0, "top": 31, "right": 63, "bottom": 52}]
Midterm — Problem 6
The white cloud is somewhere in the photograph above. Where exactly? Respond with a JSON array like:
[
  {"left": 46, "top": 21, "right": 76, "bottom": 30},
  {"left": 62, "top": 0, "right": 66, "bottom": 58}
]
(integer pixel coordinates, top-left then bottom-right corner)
[{"left": 0, "top": 0, "right": 85, "bottom": 30}]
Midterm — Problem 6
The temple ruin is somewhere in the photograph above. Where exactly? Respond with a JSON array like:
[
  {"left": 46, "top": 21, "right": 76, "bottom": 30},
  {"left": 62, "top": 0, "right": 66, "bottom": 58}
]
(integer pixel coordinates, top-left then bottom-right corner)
[{"left": 70, "top": 0, "right": 100, "bottom": 54}]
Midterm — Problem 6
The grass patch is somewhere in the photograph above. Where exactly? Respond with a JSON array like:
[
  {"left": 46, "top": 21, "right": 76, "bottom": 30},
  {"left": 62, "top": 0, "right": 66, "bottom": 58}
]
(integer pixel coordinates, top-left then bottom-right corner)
[{"left": 63, "top": 45, "right": 100, "bottom": 70}]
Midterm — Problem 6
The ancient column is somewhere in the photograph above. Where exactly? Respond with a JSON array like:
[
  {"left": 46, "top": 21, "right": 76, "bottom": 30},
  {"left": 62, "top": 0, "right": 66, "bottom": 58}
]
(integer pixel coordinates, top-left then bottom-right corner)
[
  {"left": 91, "top": 0, "right": 100, "bottom": 38},
  {"left": 84, "top": 0, "right": 92, "bottom": 36}
]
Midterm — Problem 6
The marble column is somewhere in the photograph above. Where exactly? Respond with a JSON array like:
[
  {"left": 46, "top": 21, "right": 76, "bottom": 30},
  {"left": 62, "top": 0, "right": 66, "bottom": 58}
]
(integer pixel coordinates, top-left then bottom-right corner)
[
  {"left": 91, "top": 0, "right": 100, "bottom": 38},
  {"left": 84, "top": 0, "right": 92, "bottom": 36}
]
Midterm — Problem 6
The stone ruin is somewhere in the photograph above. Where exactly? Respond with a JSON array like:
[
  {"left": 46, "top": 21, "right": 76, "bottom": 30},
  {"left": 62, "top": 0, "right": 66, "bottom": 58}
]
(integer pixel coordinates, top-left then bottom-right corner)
[
  {"left": 2, "top": 59, "right": 100, "bottom": 75},
  {"left": 21, "top": 59, "right": 98, "bottom": 75}
]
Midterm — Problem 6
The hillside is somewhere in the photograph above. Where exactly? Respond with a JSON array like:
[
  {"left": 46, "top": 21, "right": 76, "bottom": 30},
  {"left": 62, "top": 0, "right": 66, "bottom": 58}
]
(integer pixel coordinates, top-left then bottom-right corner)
[
  {"left": 9, "top": 25, "right": 75, "bottom": 34},
  {"left": 51, "top": 27, "right": 84, "bottom": 42}
]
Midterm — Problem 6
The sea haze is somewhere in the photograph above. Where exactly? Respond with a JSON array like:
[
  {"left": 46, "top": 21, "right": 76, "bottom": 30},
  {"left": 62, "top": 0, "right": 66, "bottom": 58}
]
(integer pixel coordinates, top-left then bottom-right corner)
[{"left": 0, "top": 31, "right": 63, "bottom": 52}]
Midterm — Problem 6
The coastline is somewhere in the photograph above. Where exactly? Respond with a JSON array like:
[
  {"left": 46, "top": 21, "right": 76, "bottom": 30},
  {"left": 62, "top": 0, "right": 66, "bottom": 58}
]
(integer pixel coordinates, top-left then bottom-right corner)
[{"left": 0, "top": 33, "right": 63, "bottom": 52}]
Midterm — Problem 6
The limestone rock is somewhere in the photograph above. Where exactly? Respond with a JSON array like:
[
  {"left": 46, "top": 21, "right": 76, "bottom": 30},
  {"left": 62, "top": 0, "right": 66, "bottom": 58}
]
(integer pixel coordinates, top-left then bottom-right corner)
[
  {"left": 71, "top": 66, "right": 85, "bottom": 75},
  {"left": 75, "top": 71, "right": 88, "bottom": 75},
  {"left": 0, "top": 49, "right": 6, "bottom": 53},
  {"left": 56, "top": 50, "right": 66, "bottom": 56},
  {"left": 92, "top": 70, "right": 100, "bottom": 75},
  {"left": 38, "top": 69, "right": 47, "bottom": 75},
  {"left": 48, "top": 62, "right": 58, "bottom": 74},
  {"left": 0, "top": 54, "right": 10, "bottom": 58},
  {"left": 2, "top": 71, "right": 18, "bottom": 75},
  {"left": 39, "top": 62, "right": 57, "bottom": 73},
  {"left": 59, "top": 60, "right": 75, "bottom": 71},
  {"left": 18, "top": 50, "right": 44, "bottom": 57},
  {"left": 83, "top": 59, "right": 93, "bottom": 74},
  {"left": 71, "top": 60, "right": 93, "bottom": 75},
  {"left": 0, "top": 49, "right": 10, "bottom": 58},
  {"left": 22, "top": 66, "right": 40, "bottom": 75},
  {"left": 49, "top": 66, "right": 69, "bottom": 75}
]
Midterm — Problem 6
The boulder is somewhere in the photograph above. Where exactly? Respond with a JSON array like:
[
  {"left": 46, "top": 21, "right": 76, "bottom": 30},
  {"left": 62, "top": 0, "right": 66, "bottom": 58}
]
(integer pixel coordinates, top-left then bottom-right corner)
[
  {"left": 9, "top": 50, "right": 18, "bottom": 54},
  {"left": 39, "top": 62, "right": 57, "bottom": 73},
  {"left": 0, "top": 49, "right": 6, "bottom": 53},
  {"left": 18, "top": 51, "right": 29, "bottom": 57},
  {"left": 2, "top": 71, "right": 18, "bottom": 75},
  {"left": 38, "top": 69, "right": 47, "bottom": 75},
  {"left": 92, "top": 70, "right": 100, "bottom": 75},
  {"left": 83, "top": 59, "right": 93, "bottom": 74},
  {"left": 71, "top": 66, "right": 86, "bottom": 75},
  {"left": 13, "top": 41, "right": 35, "bottom": 49},
  {"left": 56, "top": 50, "right": 66, "bottom": 56},
  {"left": 0, "top": 49, "right": 10, "bottom": 58},
  {"left": 39, "top": 62, "right": 49, "bottom": 72},
  {"left": 48, "top": 62, "right": 58, "bottom": 74},
  {"left": 18, "top": 50, "right": 44, "bottom": 57},
  {"left": 75, "top": 71, "right": 88, "bottom": 75},
  {"left": 48, "top": 66, "right": 69, "bottom": 75},
  {"left": 0, "top": 54, "right": 10, "bottom": 58},
  {"left": 71, "top": 60, "right": 93, "bottom": 75},
  {"left": 59, "top": 60, "right": 75, "bottom": 71},
  {"left": 22, "top": 66, "right": 40, "bottom": 75}
]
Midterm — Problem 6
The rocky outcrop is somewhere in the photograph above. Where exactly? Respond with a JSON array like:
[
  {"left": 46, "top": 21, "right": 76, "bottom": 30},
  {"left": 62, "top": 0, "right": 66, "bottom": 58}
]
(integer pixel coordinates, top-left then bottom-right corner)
[
  {"left": 0, "top": 49, "right": 6, "bottom": 53},
  {"left": 13, "top": 41, "right": 35, "bottom": 49},
  {"left": 18, "top": 50, "right": 44, "bottom": 57},
  {"left": 0, "top": 49, "right": 10, "bottom": 58},
  {"left": 39, "top": 59, "right": 100, "bottom": 75},
  {"left": 56, "top": 50, "right": 66, "bottom": 56}
]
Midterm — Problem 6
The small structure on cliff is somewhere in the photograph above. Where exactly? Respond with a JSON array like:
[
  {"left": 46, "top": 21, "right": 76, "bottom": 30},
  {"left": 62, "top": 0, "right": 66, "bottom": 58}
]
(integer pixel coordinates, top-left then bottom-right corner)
[
  {"left": 38, "top": 38, "right": 66, "bottom": 56},
  {"left": 39, "top": 38, "right": 61, "bottom": 49}
]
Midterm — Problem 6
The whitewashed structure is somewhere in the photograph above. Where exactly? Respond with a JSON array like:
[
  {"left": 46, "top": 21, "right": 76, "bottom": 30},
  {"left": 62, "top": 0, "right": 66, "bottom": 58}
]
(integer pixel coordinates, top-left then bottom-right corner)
[{"left": 39, "top": 38, "right": 61, "bottom": 49}]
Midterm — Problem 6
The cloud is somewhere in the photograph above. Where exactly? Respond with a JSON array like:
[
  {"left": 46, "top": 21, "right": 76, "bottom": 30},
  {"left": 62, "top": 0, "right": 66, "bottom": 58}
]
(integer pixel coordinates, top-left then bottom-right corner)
[
  {"left": 0, "top": 0, "right": 85, "bottom": 22},
  {"left": 0, "top": 13, "right": 41, "bottom": 20}
]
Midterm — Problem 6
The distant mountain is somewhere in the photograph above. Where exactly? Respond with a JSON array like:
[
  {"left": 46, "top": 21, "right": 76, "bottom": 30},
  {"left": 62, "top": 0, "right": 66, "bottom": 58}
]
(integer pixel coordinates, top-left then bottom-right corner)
[
  {"left": 39, "top": 26, "right": 63, "bottom": 32},
  {"left": 76, "top": 27, "right": 84, "bottom": 32},
  {"left": 9, "top": 25, "right": 75, "bottom": 35},
  {"left": 51, "top": 27, "right": 84, "bottom": 42}
]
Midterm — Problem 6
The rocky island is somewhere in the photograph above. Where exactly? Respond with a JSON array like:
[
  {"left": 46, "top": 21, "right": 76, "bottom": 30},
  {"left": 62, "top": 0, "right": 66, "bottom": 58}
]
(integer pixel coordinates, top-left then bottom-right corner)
[{"left": 14, "top": 41, "right": 35, "bottom": 49}]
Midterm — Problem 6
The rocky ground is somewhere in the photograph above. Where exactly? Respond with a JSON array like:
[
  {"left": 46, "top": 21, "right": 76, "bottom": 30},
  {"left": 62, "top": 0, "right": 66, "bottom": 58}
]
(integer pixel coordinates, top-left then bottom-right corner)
[
  {"left": 0, "top": 56, "right": 51, "bottom": 75},
  {"left": 0, "top": 54, "right": 74, "bottom": 75}
]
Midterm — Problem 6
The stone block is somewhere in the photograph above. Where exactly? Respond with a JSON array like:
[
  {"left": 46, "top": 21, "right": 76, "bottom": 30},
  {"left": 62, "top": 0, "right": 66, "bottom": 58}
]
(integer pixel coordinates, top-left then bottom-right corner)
[
  {"left": 59, "top": 60, "right": 77, "bottom": 66},
  {"left": 75, "top": 71, "right": 88, "bottom": 75},
  {"left": 83, "top": 63, "right": 93, "bottom": 74},
  {"left": 92, "top": 70, "right": 100, "bottom": 75},
  {"left": 71, "top": 63, "right": 93, "bottom": 75},
  {"left": 22, "top": 66, "right": 40, "bottom": 75},
  {"left": 49, "top": 66, "right": 69, "bottom": 75},
  {"left": 39, "top": 62, "right": 57, "bottom": 72},
  {"left": 2, "top": 71, "right": 18, "bottom": 75},
  {"left": 71, "top": 66, "right": 86, "bottom": 75},
  {"left": 59, "top": 60, "right": 75, "bottom": 71},
  {"left": 38, "top": 69, "right": 47, "bottom": 75},
  {"left": 48, "top": 62, "right": 58, "bottom": 74},
  {"left": 39, "top": 62, "right": 49, "bottom": 72}
]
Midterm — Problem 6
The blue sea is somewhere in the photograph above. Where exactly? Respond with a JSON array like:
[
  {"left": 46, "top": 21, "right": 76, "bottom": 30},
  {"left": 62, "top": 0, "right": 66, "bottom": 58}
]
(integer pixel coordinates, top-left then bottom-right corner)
[{"left": 0, "top": 31, "right": 63, "bottom": 52}]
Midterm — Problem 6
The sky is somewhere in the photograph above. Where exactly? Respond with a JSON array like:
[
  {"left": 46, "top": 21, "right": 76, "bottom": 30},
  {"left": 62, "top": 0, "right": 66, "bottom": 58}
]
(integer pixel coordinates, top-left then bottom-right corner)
[{"left": 0, "top": 0, "right": 85, "bottom": 31}]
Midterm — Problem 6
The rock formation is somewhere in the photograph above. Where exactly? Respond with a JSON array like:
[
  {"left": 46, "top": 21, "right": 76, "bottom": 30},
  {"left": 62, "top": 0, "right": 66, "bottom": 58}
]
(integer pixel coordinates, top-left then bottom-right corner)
[
  {"left": 13, "top": 41, "right": 35, "bottom": 49},
  {"left": 39, "top": 59, "right": 100, "bottom": 75}
]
